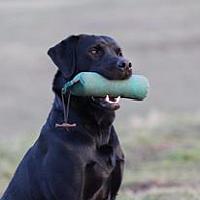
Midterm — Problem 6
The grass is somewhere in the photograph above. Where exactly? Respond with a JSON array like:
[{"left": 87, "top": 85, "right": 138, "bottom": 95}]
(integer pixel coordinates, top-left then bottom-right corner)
[
  {"left": 116, "top": 112, "right": 200, "bottom": 199},
  {"left": 0, "top": 134, "right": 36, "bottom": 195},
  {"left": 1, "top": 112, "right": 200, "bottom": 199}
]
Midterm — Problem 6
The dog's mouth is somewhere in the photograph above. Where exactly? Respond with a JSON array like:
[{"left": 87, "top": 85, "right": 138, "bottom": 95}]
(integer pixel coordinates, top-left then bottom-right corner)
[{"left": 90, "top": 95, "right": 121, "bottom": 111}]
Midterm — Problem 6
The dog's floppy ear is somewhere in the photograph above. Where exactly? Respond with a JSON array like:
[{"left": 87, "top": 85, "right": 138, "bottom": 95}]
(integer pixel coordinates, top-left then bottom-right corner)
[{"left": 48, "top": 35, "right": 80, "bottom": 79}]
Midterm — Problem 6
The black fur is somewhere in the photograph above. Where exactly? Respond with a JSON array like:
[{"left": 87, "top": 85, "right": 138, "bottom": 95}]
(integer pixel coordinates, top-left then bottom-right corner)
[{"left": 1, "top": 34, "right": 132, "bottom": 200}]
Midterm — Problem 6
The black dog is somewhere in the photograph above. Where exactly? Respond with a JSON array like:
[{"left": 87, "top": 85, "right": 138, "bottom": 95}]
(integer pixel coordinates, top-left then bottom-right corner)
[{"left": 1, "top": 34, "right": 132, "bottom": 200}]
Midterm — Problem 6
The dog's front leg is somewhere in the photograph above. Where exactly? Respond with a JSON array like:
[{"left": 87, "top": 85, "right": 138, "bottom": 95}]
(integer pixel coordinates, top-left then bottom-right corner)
[
  {"left": 41, "top": 151, "right": 84, "bottom": 200},
  {"left": 109, "top": 158, "right": 124, "bottom": 200},
  {"left": 108, "top": 128, "right": 125, "bottom": 200}
]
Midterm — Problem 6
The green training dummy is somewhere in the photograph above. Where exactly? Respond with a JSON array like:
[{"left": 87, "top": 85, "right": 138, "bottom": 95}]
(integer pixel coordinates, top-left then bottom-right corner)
[{"left": 62, "top": 72, "right": 149, "bottom": 101}]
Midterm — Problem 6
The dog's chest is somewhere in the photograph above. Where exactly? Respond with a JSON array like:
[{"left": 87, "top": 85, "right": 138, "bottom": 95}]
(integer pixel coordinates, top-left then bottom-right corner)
[
  {"left": 94, "top": 144, "right": 116, "bottom": 175},
  {"left": 83, "top": 144, "right": 118, "bottom": 199}
]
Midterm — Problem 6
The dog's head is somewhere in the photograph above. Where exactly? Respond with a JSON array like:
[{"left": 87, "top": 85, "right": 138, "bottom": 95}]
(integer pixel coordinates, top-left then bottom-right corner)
[{"left": 48, "top": 34, "right": 132, "bottom": 111}]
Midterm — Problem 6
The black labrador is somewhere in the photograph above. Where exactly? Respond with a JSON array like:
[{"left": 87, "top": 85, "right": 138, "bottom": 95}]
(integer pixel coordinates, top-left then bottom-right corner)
[{"left": 1, "top": 34, "right": 132, "bottom": 200}]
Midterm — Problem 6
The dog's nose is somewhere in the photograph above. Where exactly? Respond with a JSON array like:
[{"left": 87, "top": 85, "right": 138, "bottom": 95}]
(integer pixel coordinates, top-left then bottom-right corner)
[{"left": 117, "top": 60, "right": 132, "bottom": 70}]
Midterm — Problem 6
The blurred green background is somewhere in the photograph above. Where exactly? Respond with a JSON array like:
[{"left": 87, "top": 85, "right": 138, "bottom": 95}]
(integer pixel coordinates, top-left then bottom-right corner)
[{"left": 0, "top": 0, "right": 200, "bottom": 199}]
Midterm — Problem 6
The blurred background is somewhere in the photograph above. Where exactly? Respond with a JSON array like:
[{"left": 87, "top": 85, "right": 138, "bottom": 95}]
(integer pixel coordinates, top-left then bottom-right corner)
[{"left": 0, "top": 0, "right": 200, "bottom": 199}]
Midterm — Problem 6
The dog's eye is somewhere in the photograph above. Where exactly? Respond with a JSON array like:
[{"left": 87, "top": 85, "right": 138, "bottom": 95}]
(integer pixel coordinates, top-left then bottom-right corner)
[
  {"left": 90, "top": 46, "right": 103, "bottom": 57},
  {"left": 91, "top": 49, "right": 98, "bottom": 55}
]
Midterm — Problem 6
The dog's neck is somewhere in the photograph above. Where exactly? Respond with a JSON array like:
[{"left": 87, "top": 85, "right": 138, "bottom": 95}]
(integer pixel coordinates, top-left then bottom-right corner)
[
  {"left": 50, "top": 94, "right": 115, "bottom": 144},
  {"left": 45, "top": 94, "right": 116, "bottom": 145},
  {"left": 55, "top": 94, "right": 115, "bottom": 127}
]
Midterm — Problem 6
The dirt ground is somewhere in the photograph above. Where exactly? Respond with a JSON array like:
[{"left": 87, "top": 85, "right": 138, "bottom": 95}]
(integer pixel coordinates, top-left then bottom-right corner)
[{"left": 0, "top": 0, "right": 200, "bottom": 135}]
